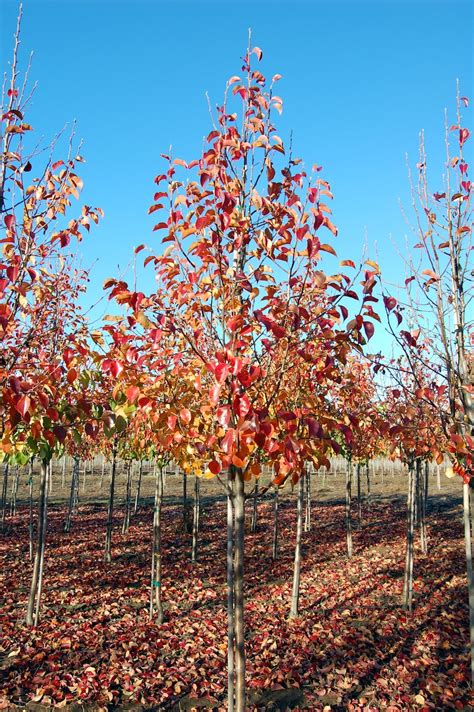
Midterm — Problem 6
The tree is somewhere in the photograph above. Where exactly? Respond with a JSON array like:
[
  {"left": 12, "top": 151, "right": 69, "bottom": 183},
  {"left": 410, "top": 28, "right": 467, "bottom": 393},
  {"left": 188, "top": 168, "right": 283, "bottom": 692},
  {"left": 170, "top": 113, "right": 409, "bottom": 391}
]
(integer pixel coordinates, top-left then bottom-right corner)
[
  {"left": 105, "top": 45, "right": 378, "bottom": 710},
  {"left": 382, "top": 92, "right": 473, "bottom": 679}
]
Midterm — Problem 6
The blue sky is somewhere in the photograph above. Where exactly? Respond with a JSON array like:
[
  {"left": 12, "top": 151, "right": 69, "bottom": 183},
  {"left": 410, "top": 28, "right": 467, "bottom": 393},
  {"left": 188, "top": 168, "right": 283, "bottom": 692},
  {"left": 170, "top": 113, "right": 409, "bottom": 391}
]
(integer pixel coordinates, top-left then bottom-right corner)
[{"left": 1, "top": 0, "right": 472, "bottom": 349}]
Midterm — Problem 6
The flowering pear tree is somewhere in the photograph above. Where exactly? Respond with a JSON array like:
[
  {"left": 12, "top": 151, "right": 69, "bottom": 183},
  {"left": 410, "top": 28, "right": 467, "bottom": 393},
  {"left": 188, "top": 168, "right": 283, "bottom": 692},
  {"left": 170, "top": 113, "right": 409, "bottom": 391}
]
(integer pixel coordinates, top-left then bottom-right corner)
[{"left": 105, "top": 47, "right": 379, "bottom": 710}]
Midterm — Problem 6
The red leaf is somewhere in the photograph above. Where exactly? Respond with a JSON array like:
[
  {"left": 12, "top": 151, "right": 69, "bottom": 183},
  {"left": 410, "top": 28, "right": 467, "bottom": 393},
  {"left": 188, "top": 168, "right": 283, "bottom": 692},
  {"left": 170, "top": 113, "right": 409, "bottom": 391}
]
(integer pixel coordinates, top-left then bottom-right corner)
[
  {"left": 180, "top": 408, "right": 192, "bottom": 425},
  {"left": 126, "top": 385, "right": 140, "bottom": 403},
  {"left": 4, "top": 214, "right": 15, "bottom": 230},
  {"left": 459, "top": 128, "right": 470, "bottom": 146},
  {"left": 16, "top": 395, "right": 31, "bottom": 417},
  {"left": 208, "top": 460, "right": 221, "bottom": 475},
  {"left": 363, "top": 321, "right": 375, "bottom": 340},
  {"left": 233, "top": 393, "right": 251, "bottom": 419}
]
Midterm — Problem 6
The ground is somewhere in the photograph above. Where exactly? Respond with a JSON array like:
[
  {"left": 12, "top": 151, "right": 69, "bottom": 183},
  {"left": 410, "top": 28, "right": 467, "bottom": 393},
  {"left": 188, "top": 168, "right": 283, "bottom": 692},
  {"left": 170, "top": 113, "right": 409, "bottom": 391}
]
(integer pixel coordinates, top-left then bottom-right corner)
[{"left": 0, "top": 462, "right": 472, "bottom": 710}]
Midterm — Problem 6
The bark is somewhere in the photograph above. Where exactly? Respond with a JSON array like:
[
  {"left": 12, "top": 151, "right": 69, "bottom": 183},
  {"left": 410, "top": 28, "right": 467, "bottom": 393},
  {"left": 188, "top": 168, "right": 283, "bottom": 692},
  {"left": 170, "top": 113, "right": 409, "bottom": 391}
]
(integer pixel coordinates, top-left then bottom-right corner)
[
  {"left": 304, "top": 467, "right": 311, "bottom": 532},
  {"left": 463, "top": 480, "right": 474, "bottom": 685},
  {"left": 227, "top": 480, "right": 235, "bottom": 712},
  {"left": 26, "top": 459, "right": 48, "bottom": 626},
  {"left": 417, "top": 459, "right": 427, "bottom": 554},
  {"left": 150, "top": 464, "right": 164, "bottom": 623},
  {"left": 272, "top": 488, "right": 279, "bottom": 561},
  {"left": 366, "top": 462, "right": 371, "bottom": 510},
  {"left": 183, "top": 470, "right": 188, "bottom": 531},
  {"left": 10, "top": 465, "right": 19, "bottom": 517},
  {"left": 192, "top": 475, "right": 200, "bottom": 562},
  {"left": 100, "top": 458, "right": 106, "bottom": 489},
  {"left": 133, "top": 460, "right": 143, "bottom": 515},
  {"left": 104, "top": 447, "right": 117, "bottom": 563},
  {"left": 250, "top": 480, "right": 258, "bottom": 533},
  {"left": 356, "top": 463, "right": 362, "bottom": 526},
  {"left": 122, "top": 461, "right": 132, "bottom": 534},
  {"left": 402, "top": 460, "right": 415, "bottom": 612},
  {"left": 290, "top": 472, "right": 304, "bottom": 618},
  {"left": 424, "top": 460, "right": 429, "bottom": 514},
  {"left": 345, "top": 459, "right": 353, "bottom": 557},
  {"left": 1, "top": 463, "right": 9, "bottom": 531},
  {"left": 28, "top": 459, "right": 34, "bottom": 561},
  {"left": 234, "top": 469, "right": 246, "bottom": 712},
  {"left": 64, "top": 458, "right": 80, "bottom": 533}
]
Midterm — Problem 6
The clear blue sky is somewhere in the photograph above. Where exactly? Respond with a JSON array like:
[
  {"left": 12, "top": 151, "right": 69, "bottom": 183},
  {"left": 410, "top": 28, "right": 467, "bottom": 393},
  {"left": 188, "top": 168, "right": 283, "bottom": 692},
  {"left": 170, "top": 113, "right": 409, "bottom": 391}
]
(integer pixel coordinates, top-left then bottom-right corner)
[{"left": 1, "top": 0, "right": 472, "bottom": 347}]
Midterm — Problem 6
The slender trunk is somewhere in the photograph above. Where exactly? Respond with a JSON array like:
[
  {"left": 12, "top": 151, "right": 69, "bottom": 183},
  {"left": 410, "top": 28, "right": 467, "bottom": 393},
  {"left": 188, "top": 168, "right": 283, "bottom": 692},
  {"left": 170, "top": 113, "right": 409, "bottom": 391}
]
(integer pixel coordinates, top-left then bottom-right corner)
[
  {"left": 192, "top": 475, "right": 200, "bottom": 562},
  {"left": 251, "top": 480, "right": 258, "bottom": 533},
  {"left": 304, "top": 467, "right": 311, "bottom": 532},
  {"left": 10, "top": 465, "right": 19, "bottom": 517},
  {"left": 414, "top": 460, "right": 419, "bottom": 528},
  {"left": 47, "top": 459, "right": 53, "bottom": 497},
  {"left": 133, "top": 460, "right": 143, "bottom": 515},
  {"left": 61, "top": 456, "right": 66, "bottom": 489},
  {"left": 150, "top": 465, "right": 164, "bottom": 623},
  {"left": 424, "top": 460, "right": 429, "bottom": 514},
  {"left": 346, "top": 459, "right": 353, "bottom": 557},
  {"left": 183, "top": 470, "right": 188, "bottom": 531},
  {"left": 356, "top": 463, "right": 362, "bottom": 526},
  {"left": 1, "top": 463, "right": 9, "bottom": 530},
  {"left": 64, "top": 458, "right": 79, "bottom": 533},
  {"left": 122, "top": 461, "right": 132, "bottom": 534},
  {"left": 402, "top": 460, "right": 415, "bottom": 612},
  {"left": 290, "top": 471, "right": 304, "bottom": 618},
  {"left": 417, "top": 459, "right": 427, "bottom": 554},
  {"left": 100, "top": 458, "right": 106, "bottom": 489},
  {"left": 437, "top": 463, "right": 441, "bottom": 491},
  {"left": 227, "top": 480, "right": 235, "bottom": 712},
  {"left": 28, "top": 459, "right": 34, "bottom": 561},
  {"left": 26, "top": 459, "right": 48, "bottom": 626},
  {"left": 463, "top": 480, "right": 474, "bottom": 685},
  {"left": 234, "top": 469, "right": 246, "bottom": 712},
  {"left": 272, "top": 488, "right": 279, "bottom": 561},
  {"left": 104, "top": 448, "right": 117, "bottom": 563},
  {"left": 366, "top": 462, "right": 371, "bottom": 511}
]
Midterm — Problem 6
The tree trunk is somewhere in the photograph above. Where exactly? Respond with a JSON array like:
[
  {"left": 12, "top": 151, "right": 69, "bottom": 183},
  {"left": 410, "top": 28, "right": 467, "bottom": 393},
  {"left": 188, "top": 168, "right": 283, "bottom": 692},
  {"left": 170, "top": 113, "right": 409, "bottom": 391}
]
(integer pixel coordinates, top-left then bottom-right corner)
[
  {"left": 356, "top": 463, "right": 362, "bottom": 526},
  {"left": 10, "top": 465, "right": 19, "bottom": 517},
  {"left": 234, "top": 469, "right": 246, "bottom": 712},
  {"left": 463, "top": 480, "right": 474, "bottom": 684},
  {"left": 104, "top": 448, "right": 117, "bottom": 563},
  {"left": 345, "top": 459, "right": 353, "bottom": 557},
  {"left": 227, "top": 480, "right": 235, "bottom": 712},
  {"left": 417, "top": 459, "right": 427, "bottom": 554},
  {"left": 122, "top": 461, "right": 132, "bottom": 534},
  {"left": 1, "top": 463, "right": 9, "bottom": 531},
  {"left": 26, "top": 459, "right": 48, "bottom": 626},
  {"left": 272, "top": 488, "right": 279, "bottom": 561},
  {"left": 133, "top": 460, "right": 143, "bottom": 515},
  {"left": 424, "top": 460, "right": 429, "bottom": 514},
  {"left": 47, "top": 459, "right": 53, "bottom": 497},
  {"left": 150, "top": 464, "right": 164, "bottom": 623},
  {"left": 192, "top": 475, "right": 200, "bottom": 562},
  {"left": 304, "top": 467, "right": 311, "bottom": 532},
  {"left": 100, "top": 458, "right": 106, "bottom": 489},
  {"left": 64, "top": 457, "right": 80, "bottom": 533},
  {"left": 402, "top": 460, "right": 415, "bottom": 612},
  {"left": 365, "top": 462, "right": 371, "bottom": 511},
  {"left": 183, "top": 470, "right": 188, "bottom": 531},
  {"left": 250, "top": 480, "right": 258, "bottom": 533},
  {"left": 28, "top": 459, "right": 34, "bottom": 561},
  {"left": 290, "top": 471, "right": 304, "bottom": 618},
  {"left": 61, "top": 456, "right": 66, "bottom": 489}
]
